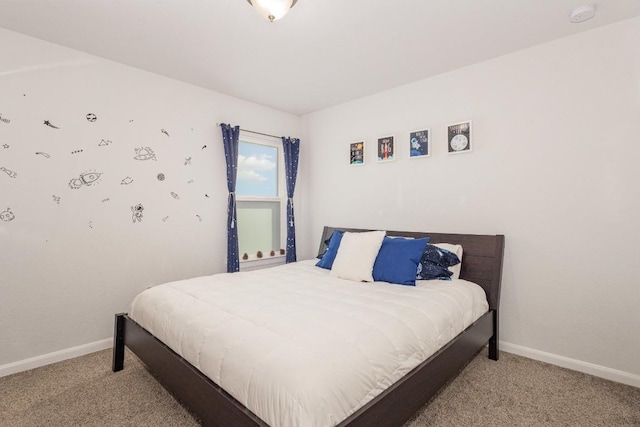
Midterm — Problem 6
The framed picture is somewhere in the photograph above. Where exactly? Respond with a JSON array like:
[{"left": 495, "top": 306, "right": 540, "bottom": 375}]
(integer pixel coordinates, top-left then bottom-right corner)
[
  {"left": 409, "top": 129, "right": 430, "bottom": 158},
  {"left": 377, "top": 135, "right": 395, "bottom": 162},
  {"left": 350, "top": 141, "right": 365, "bottom": 166},
  {"left": 447, "top": 121, "right": 472, "bottom": 154}
]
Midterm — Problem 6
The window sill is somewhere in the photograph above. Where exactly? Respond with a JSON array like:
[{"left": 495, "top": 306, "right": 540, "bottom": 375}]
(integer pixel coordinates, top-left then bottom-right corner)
[{"left": 240, "top": 254, "right": 286, "bottom": 272}]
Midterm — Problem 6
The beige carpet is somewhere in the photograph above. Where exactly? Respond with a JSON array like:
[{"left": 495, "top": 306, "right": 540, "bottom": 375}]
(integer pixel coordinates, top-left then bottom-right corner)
[{"left": 1, "top": 348, "right": 638, "bottom": 426}]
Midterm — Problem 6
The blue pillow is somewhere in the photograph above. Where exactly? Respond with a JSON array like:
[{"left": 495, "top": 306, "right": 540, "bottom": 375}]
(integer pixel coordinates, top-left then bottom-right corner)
[
  {"left": 315, "top": 230, "right": 344, "bottom": 269},
  {"left": 417, "top": 244, "right": 460, "bottom": 280},
  {"left": 372, "top": 237, "right": 430, "bottom": 286}
]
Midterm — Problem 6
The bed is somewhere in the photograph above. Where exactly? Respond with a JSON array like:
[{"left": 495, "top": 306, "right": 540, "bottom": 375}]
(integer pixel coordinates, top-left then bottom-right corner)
[{"left": 112, "top": 226, "right": 505, "bottom": 426}]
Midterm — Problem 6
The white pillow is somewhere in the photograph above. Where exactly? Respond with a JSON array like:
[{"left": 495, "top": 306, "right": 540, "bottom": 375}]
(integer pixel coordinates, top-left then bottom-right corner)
[
  {"left": 330, "top": 231, "right": 386, "bottom": 282},
  {"left": 433, "top": 243, "right": 463, "bottom": 279}
]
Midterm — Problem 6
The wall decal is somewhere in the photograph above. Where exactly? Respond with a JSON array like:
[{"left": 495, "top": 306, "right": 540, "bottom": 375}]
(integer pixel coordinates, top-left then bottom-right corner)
[
  {"left": 52, "top": 195, "right": 61, "bottom": 204},
  {"left": 121, "top": 177, "right": 134, "bottom": 185},
  {"left": 157, "top": 173, "right": 165, "bottom": 181},
  {"left": 1, "top": 167, "right": 17, "bottom": 178},
  {"left": 131, "top": 204, "right": 144, "bottom": 223},
  {"left": 196, "top": 214, "right": 202, "bottom": 222},
  {"left": 101, "top": 198, "right": 110, "bottom": 203},
  {"left": 43, "top": 120, "right": 60, "bottom": 129},
  {"left": 69, "top": 171, "right": 102, "bottom": 189},
  {"left": 184, "top": 157, "right": 192, "bottom": 165},
  {"left": 201, "top": 145, "right": 207, "bottom": 150},
  {"left": 162, "top": 216, "right": 169, "bottom": 222},
  {"left": 89, "top": 221, "right": 93, "bottom": 229},
  {"left": 0, "top": 113, "right": 11, "bottom": 124},
  {"left": 133, "top": 147, "right": 157, "bottom": 161},
  {"left": 129, "top": 120, "right": 134, "bottom": 123},
  {"left": 170, "top": 192, "right": 180, "bottom": 200},
  {"left": 71, "top": 149, "right": 84, "bottom": 154},
  {"left": 2, "top": 144, "right": 9, "bottom": 149},
  {"left": 161, "top": 128, "right": 170, "bottom": 137},
  {"left": 205, "top": 194, "right": 210, "bottom": 198},
  {"left": 35, "top": 152, "right": 51, "bottom": 158},
  {"left": 0, "top": 207, "right": 15, "bottom": 222},
  {"left": 86, "top": 113, "right": 97, "bottom": 122},
  {"left": 98, "top": 139, "right": 111, "bottom": 147},
  {"left": 187, "top": 179, "right": 194, "bottom": 184}
]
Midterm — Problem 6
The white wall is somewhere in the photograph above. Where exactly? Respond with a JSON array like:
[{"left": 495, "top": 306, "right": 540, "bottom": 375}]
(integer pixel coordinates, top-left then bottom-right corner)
[
  {"left": 2, "top": 17, "right": 638, "bottom": 386},
  {"left": 0, "top": 28, "right": 301, "bottom": 368},
  {"left": 301, "top": 18, "right": 640, "bottom": 382}
]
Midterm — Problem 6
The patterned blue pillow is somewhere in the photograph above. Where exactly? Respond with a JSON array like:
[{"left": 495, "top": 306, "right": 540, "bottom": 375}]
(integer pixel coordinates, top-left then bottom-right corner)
[
  {"left": 316, "top": 236, "right": 333, "bottom": 259},
  {"left": 316, "top": 230, "right": 344, "bottom": 269},
  {"left": 417, "top": 244, "right": 461, "bottom": 280}
]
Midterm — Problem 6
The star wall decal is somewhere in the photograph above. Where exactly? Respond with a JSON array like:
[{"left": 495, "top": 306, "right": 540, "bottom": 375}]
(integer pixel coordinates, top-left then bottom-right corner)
[{"left": 43, "top": 120, "right": 60, "bottom": 129}]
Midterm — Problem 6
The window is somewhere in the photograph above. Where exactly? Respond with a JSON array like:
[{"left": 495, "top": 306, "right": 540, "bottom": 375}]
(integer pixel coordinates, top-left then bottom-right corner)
[{"left": 236, "top": 133, "right": 285, "bottom": 260}]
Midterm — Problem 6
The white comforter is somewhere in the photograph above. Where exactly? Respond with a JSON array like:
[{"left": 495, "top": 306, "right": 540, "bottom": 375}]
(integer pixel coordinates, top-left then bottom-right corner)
[{"left": 130, "top": 259, "right": 488, "bottom": 427}]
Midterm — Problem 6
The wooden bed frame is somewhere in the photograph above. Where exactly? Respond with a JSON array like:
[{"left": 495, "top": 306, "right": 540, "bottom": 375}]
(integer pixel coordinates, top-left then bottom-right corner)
[{"left": 113, "top": 226, "right": 505, "bottom": 426}]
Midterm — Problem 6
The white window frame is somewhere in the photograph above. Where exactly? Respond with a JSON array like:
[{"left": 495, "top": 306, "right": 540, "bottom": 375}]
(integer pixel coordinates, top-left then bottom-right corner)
[{"left": 236, "top": 132, "right": 286, "bottom": 270}]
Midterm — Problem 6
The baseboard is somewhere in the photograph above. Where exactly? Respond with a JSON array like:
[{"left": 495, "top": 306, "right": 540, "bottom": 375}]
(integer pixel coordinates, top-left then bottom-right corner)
[
  {"left": 3, "top": 337, "right": 638, "bottom": 389},
  {"left": 500, "top": 341, "right": 640, "bottom": 388},
  {"left": 0, "top": 338, "right": 112, "bottom": 378}
]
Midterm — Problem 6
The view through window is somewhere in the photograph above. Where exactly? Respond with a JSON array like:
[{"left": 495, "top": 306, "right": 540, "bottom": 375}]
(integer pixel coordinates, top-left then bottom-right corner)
[{"left": 236, "top": 137, "right": 283, "bottom": 258}]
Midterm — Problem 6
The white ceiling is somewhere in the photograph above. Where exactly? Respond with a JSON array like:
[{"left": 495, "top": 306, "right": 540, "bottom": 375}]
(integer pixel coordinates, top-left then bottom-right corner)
[{"left": 0, "top": 1, "right": 638, "bottom": 115}]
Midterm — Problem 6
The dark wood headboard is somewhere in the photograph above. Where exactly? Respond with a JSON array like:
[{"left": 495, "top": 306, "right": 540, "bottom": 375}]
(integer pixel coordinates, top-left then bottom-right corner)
[{"left": 317, "top": 226, "right": 505, "bottom": 311}]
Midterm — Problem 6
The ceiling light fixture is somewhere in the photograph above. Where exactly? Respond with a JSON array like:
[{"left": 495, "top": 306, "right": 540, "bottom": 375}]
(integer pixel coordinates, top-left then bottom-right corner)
[
  {"left": 569, "top": 4, "right": 596, "bottom": 23},
  {"left": 246, "top": 0, "right": 298, "bottom": 22}
]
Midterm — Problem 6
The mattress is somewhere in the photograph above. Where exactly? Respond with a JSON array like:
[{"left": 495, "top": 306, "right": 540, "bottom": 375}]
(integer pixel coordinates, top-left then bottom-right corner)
[{"left": 129, "top": 259, "right": 489, "bottom": 427}]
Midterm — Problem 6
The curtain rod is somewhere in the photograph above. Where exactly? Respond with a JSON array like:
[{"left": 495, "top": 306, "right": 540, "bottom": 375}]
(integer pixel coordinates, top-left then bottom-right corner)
[{"left": 216, "top": 123, "right": 281, "bottom": 140}]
